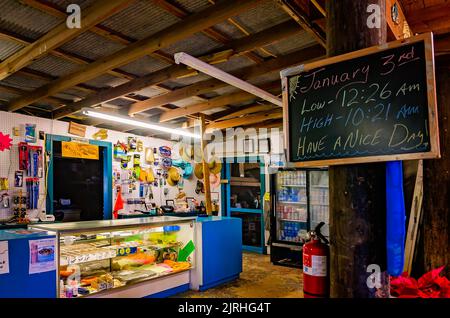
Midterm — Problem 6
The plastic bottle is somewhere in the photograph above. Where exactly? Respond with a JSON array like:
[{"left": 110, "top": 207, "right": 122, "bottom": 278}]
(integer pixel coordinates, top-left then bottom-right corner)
[
  {"left": 65, "top": 285, "right": 73, "bottom": 298},
  {"left": 59, "top": 280, "right": 65, "bottom": 298}
]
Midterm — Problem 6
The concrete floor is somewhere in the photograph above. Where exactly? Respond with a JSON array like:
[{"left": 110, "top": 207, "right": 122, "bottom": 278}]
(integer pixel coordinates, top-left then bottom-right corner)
[{"left": 176, "top": 252, "right": 304, "bottom": 298}]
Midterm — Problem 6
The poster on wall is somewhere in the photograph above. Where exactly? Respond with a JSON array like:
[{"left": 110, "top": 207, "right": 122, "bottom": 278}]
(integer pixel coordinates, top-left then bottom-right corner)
[
  {"left": 29, "top": 238, "right": 56, "bottom": 274},
  {"left": 0, "top": 241, "right": 9, "bottom": 275},
  {"left": 61, "top": 141, "right": 99, "bottom": 160}
]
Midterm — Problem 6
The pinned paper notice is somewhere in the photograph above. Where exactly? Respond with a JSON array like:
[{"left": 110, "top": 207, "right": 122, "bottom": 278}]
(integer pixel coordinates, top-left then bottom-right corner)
[
  {"left": 29, "top": 238, "right": 56, "bottom": 274},
  {"left": 0, "top": 241, "right": 9, "bottom": 275}
]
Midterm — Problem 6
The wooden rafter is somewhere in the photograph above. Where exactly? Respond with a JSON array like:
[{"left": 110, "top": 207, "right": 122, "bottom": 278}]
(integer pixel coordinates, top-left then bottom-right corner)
[
  {"left": 215, "top": 104, "right": 276, "bottom": 121},
  {"left": 0, "top": 0, "right": 132, "bottom": 80},
  {"left": 386, "top": 0, "right": 411, "bottom": 40},
  {"left": 0, "top": 84, "right": 68, "bottom": 108},
  {"left": 0, "top": 28, "right": 135, "bottom": 83},
  {"left": 8, "top": 0, "right": 263, "bottom": 112},
  {"left": 206, "top": 109, "right": 283, "bottom": 130},
  {"left": 276, "top": 0, "right": 326, "bottom": 47},
  {"left": 128, "top": 45, "right": 324, "bottom": 115},
  {"left": 158, "top": 81, "right": 280, "bottom": 122},
  {"left": 52, "top": 19, "right": 307, "bottom": 119}
]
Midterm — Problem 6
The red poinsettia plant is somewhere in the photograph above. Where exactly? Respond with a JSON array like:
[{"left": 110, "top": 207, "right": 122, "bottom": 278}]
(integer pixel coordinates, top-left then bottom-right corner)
[{"left": 390, "top": 266, "right": 450, "bottom": 298}]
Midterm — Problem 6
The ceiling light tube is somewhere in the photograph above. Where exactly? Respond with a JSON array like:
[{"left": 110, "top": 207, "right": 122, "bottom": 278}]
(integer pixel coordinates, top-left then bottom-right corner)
[
  {"left": 174, "top": 52, "right": 283, "bottom": 107},
  {"left": 82, "top": 108, "right": 201, "bottom": 139}
]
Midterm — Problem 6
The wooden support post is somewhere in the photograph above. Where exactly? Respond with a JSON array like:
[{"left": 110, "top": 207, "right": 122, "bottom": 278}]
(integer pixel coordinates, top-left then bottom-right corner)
[
  {"left": 422, "top": 59, "right": 450, "bottom": 272},
  {"left": 327, "top": 0, "right": 389, "bottom": 298},
  {"left": 200, "top": 114, "right": 213, "bottom": 215}
]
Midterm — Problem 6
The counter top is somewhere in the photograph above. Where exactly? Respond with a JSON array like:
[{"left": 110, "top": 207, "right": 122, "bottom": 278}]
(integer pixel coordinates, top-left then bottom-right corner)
[
  {"left": 0, "top": 229, "right": 56, "bottom": 241},
  {"left": 28, "top": 216, "right": 196, "bottom": 233}
]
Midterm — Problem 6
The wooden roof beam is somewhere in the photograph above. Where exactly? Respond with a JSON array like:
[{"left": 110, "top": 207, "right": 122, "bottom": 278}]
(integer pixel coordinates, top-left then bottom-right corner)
[
  {"left": 8, "top": 0, "right": 262, "bottom": 112},
  {"left": 215, "top": 104, "right": 276, "bottom": 121},
  {"left": 276, "top": 0, "right": 326, "bottom": 47},
  {"left": 386, "top": 0, "right": 411, "bottom": 40},
  {"left": 206, "top": 109, "right": 283, "bottom": 130},
  {"left": 128, "top": 45, "right": 323, "bottom": 115},
  {"left": 0, "top": 0, "right": 132, "bottom": 80},
  {"left": 52, "top": 18, "right": 308, "bottom": 119},
  {"left": 0, "top": 28, "right": 135, "bottom": 81},
  {"left": 159, "top": 81, "right": 280, "bottom": 122},
  {"left": 153, "top": 0, "right": 265, "bottom": 64}
]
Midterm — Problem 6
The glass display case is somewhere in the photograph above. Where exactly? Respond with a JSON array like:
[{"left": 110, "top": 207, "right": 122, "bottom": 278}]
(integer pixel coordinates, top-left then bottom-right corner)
[{"left": 29, "top": 216, "right": 196, "bottom": 298}]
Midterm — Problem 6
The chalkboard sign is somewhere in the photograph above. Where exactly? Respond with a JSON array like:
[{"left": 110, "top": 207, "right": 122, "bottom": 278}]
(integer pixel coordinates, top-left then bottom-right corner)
[{"left": 281, "top": 33, "right": 439, "bottom": 167}]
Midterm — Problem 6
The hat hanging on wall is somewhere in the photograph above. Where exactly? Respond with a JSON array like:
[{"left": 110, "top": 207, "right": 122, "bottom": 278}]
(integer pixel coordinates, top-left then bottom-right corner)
[
  {"left": 208, "top": 156, "right": 222, "bottom": 174},
  {"left": 166, "top": 167, "right": 181, "bottom": 187},
  {"left": 194, "top": 163, "right": 204, "bottom": 179},
  {"left": 179, "top": 143, "right": 194, "bottom": 162},
  {"left": 182, "top": 163, "right": 193, "bottom": 179}
]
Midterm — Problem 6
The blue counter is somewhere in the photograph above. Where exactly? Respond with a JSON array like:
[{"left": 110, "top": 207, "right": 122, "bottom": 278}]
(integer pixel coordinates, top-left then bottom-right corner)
[
  {"left": 190, "top": 216, "right": 243, "bottom": 291},
  {"left": 0, "top": 229, "right": 57, "bottom": 298}
]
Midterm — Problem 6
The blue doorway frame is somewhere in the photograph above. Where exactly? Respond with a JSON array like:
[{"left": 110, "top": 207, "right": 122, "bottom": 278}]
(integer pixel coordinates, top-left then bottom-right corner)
[
  {"left": 224, "top": 156, "right": 266, "bottom": 254},
  {"left": 45, "top": 134, "right": 113, "bottom": 219}
]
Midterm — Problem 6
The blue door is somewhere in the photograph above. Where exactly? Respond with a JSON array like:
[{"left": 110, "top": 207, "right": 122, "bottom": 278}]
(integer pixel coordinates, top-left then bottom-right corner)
[{"left": 225, "top": 156, "right": 266, "bottom": 254}]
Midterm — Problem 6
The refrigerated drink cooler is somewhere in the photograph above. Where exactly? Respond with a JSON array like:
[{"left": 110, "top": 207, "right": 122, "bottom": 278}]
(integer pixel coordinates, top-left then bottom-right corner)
[{"left": 270, "top": 168, "right": 329, "bottom": 268}]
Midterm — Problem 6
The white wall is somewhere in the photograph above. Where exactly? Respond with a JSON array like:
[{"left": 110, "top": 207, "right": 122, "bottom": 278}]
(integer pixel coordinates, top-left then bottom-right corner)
[{"left": 0, "top": 111, "right": 214, "bottom": 220}]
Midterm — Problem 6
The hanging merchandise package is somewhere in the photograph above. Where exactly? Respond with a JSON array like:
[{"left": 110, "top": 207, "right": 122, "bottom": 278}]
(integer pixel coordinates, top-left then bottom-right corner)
[{"left": 25, "top": 124, "right": 37, "bottom": 143}]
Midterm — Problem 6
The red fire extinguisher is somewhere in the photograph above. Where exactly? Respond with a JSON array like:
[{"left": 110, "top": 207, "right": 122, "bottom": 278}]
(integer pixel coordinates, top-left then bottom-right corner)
[{"left": 303, "top": 222, "right": 330, "bottom": 298}]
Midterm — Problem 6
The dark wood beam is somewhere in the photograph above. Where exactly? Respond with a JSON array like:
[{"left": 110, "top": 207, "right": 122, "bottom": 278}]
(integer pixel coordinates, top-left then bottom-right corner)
[
  {"left": 327, "top": 0, "right": 388, "bottom": 298},
  {"left": 9, "top": 0, "right": 263, "bottom": 112}
]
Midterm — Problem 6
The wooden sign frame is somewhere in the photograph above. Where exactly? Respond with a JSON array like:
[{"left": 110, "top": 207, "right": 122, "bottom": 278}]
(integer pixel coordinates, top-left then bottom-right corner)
[{"left": 281, "top": 32, "right": 440, "bottom": 167}]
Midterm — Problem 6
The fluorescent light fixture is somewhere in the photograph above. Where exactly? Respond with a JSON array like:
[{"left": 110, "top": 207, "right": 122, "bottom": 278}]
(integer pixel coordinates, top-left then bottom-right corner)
[
  {"left": 82, "top": 108, "right": 201, "bottom": 139},
  {"left": 174, "top": 52, "right": 283, "bottom": 107}
]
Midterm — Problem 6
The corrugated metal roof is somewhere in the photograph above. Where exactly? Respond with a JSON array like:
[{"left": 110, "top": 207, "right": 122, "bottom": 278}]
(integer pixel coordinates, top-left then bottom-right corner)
[
  {"left": 164, "top": 73, "right": 211, "bottom": 89},
  {"left": 2, "top": 73, "right": 48, "bottom": 90},
  {"left": 27, "top": 55, "right": 81, "bottom": 78},
  {"left": 119, "top": 55, "right": 172, "bottom": 77},
  {"left": 213, "top": 21, "right": 244, "bottom": 40},
  {"left": 48, "top": 0, "right": 96, "bottom": 10},
  {"left": 55, "top": 88, "right": 90, "bottom": 100},
  {"left": 0, "top": 40, "right": 24, "bottom": 61},
  {"left": 83, "top": 74, "right": 128, "bottom": 89},
  {"left": 131, "top": 86, "right": 168, "bottom": 98},
  {"left": 52, "top": 92, "right": 79, "bottom": 102},
  {"left": 263, "top": 31, "right": 317, "bottom": 57},
  {"left": 214, "top": 55, "right": 256, "bottom": 73},
  {"left": 106, "top": 98, "right": 133, "bottom": 107},
  {"left": 162, "top": 32, "right": 223, "bottom": 57},
  {"left": 173, "top": 0, "right": 212, "bottom": 13},
  {"left": 99, "top": 0, "right": 180, "bottom": 41},
  {"left": 0, "top": 0, "right": 61, "bottom": 41},
  {"left": 59, "top": 31, "right": 126, "bottom": 61},
  {"left": 231, "top": 0, "right": 291, "bottom": 34},
  {"left": 0, "top": 90, "right": 19, "bottom": 101}
]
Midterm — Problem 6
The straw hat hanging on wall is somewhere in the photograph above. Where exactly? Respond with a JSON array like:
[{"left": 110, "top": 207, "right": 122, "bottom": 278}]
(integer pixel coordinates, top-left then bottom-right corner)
[{"left": 166, "top": 167, "right": 181, "bottom": 186}]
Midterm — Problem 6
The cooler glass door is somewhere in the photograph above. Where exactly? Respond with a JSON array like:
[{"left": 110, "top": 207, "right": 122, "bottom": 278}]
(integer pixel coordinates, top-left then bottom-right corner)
[{"left": 274, "top": 170, "right": 309, "bottom": 244}]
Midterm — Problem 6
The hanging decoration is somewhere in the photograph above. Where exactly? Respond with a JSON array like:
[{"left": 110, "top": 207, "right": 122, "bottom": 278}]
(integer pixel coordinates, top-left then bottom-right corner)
[
  {"left": 0, "top": 132, "right": 13, "bottom": 152},
  {"left": 92, "top": 128, "right": 108, "bottom": 140}
]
